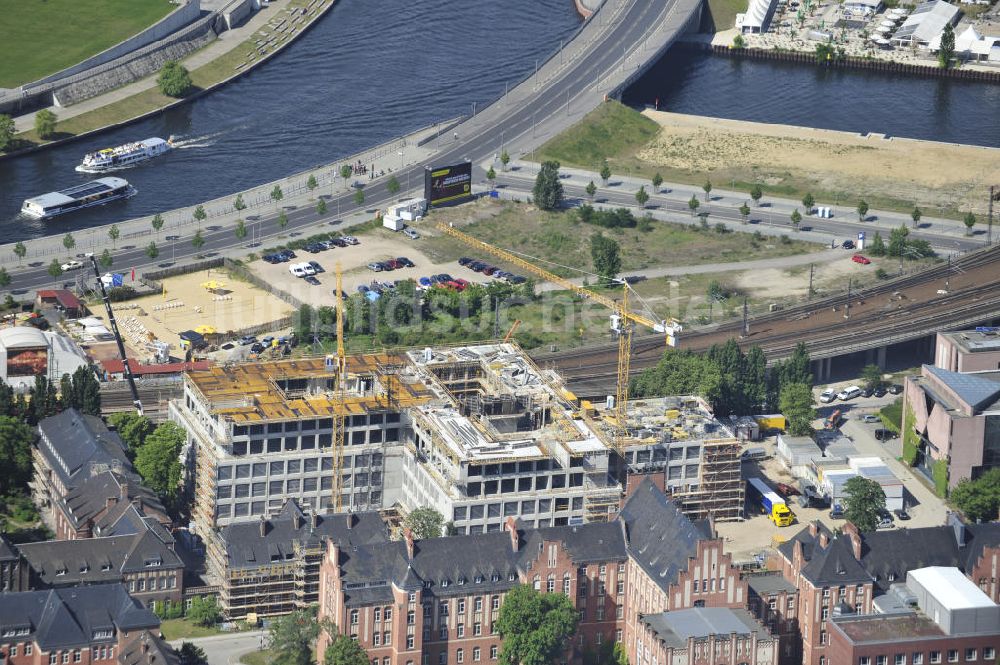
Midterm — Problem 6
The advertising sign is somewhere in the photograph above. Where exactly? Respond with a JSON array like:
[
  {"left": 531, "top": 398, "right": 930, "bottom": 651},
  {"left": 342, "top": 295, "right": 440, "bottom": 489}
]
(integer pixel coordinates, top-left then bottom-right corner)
[
  {"left": 7, "top": 347, "right": 48, "bottom": 377},
  {"left": 424, "top": 161, "right": 473, "bottom": 206}
]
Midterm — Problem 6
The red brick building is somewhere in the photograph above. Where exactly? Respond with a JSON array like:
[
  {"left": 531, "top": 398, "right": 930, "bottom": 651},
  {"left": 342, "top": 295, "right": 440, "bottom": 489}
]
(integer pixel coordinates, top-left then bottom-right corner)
[{"left": 636, "top": 608, "right": 778, "bottom": 665}]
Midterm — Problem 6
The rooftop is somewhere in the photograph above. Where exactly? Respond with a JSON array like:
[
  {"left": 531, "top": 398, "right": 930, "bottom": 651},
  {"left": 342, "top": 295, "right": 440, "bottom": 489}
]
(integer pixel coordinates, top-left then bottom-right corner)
[
  {"left": 620, "top": 396, "right": 735, "bottom": 448},
  {"left": 747, "top": 573, "right": 798, "bottom": 596},
  {"left": 922, "top": 365, "right": 1000, "bottom": 413},
  {"left": 642, "top": 607, "right": 765, "bottom": 649},
  {"left": 908, "top": 566, "right": 995, "bottom": 610},
  {"left": 941, "top": 328, "right": 1000, "bottom": 354},
  {"left": 833, "top": 613, "right": 945, "bottom": 643}
]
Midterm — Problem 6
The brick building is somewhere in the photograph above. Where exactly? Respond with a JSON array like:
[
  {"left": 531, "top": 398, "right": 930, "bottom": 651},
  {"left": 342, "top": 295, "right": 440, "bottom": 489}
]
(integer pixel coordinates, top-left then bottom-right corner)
[
  {"left": 636, "top": 608, "right": 778, "bottom": 665},
  {"left": 0, "top": 533, "right": 29, "bottom": 592},
  {"left": 317, "top": 479, "right": 772, "bottom": 665},
  {"left": 746, "top": 574, "right": 799, "bottom": 665},
  {"left": 0, "top": 584, "right": 173, "bottom": 665}
]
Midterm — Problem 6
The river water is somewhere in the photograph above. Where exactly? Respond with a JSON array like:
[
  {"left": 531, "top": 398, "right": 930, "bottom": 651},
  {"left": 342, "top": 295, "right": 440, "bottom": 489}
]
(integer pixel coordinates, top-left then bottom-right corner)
[{"left": 2, "top": 3, "right": 999, "bottom": 241}]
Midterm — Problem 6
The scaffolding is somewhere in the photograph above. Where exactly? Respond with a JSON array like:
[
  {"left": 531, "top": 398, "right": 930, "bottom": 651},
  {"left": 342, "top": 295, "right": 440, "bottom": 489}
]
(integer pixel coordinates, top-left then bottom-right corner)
[{"left": 673, "top": 437, "right": 744, "bottom": 522}]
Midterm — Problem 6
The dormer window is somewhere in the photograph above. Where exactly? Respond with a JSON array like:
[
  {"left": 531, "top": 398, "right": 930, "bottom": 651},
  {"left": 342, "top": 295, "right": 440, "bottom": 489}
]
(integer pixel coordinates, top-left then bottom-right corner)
[
  {"left": 92, "top": 630, "right": 113, "bottom": 640},
  {"left": 508, "top": 573, "right": 516, "bottom": 582},
  {"left": 458, "top": 577, "right": 466, "bottom": 586},
  {"left": 56, "top": 569, "right": 67, "bottom": 577},
  {"left": 101, "top": 564, "right": 112, "bottom": 572},
  {"left": 441, "top": 579, "right": 449, "bottom": 588},
  {"left": 144, "top": 558, "right": 161, "bottom": 568},
  {"left": 474, "top": 575, "right": 483, "bottom": 584},
  {"left": 80, "top": 565, "right": 89, "bottom": 574},
  {"left": 491, "top": 574, "right": 500, "bottom": 583}
]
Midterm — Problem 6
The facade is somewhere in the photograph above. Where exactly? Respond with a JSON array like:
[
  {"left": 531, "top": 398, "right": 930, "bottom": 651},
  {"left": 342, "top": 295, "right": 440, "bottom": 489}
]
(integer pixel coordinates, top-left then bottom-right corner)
[
  {"left": 16, "top": 519, "right": 184, "bottom": 607},
  {"left": 827, "top": 567, "right": 1000, "bottom": 665},
  {"left": 214, "top": 499, "right": 388, "bottom": 620},
  {"left": 0, "top": 533, "right": 29, "bottom": 592},
  {"left": 774, "top": 517, "right": 1000, "bottom": 665},
  {"left": 746, "top": 574, "right": 800, "bottom": 665},
  {"left": 0, "top": 326, "right": 89, "bottom": 393},
  {"left": 0, "top": 584, "right": 169, "bottom": 665},
  {"left": 317, "top": 478, "right": 765, "bottom": 665},
  {"left": 636, "top": 608, "right": 778, "bottom": 665},
  {"left": 903, "top": 364, "right": 1000, "bottom": 490}
]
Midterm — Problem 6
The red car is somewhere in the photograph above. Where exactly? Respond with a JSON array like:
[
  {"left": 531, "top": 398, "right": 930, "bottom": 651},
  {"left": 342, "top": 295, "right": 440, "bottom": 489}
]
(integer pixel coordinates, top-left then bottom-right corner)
[
  {"left": 852, "top": 254, "right": 871, "bottom": 265},
  {"left": 453, "top": 278, "right": 470, "bottom": 290},
  {"left": 775, "top": 482, "right": 800, "bottom": 497}
]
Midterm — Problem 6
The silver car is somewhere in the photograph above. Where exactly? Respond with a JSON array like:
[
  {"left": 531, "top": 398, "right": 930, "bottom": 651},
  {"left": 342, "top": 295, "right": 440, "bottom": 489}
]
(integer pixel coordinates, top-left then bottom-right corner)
[{"left": 403, "top": 227, "right": 420, "bottom": 240}]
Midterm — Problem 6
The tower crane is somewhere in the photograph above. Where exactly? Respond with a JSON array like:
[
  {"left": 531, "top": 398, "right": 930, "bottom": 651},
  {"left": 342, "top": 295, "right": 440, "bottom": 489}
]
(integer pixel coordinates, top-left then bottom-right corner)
[
  {"left": 331, "top": 262, "right": 347, "bottom": 511},
  {"left": 434, "top": 222, "right": 681, "bottom": 449}
]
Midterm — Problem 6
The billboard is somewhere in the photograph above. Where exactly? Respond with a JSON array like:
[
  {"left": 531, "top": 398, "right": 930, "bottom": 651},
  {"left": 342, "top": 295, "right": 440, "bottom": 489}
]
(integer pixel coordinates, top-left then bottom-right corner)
[
  {"left": 7, "top": 347, "right": 48, "bottom": 377},
  {"left": 424, "top": 161, "right": 473, "bottom": 206}
]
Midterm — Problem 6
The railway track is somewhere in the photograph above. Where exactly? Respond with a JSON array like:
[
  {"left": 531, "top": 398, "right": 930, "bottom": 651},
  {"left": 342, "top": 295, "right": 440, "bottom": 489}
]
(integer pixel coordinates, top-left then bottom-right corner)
[{"left": 535, "top": 245, "right": 1000, "bottom": 396}]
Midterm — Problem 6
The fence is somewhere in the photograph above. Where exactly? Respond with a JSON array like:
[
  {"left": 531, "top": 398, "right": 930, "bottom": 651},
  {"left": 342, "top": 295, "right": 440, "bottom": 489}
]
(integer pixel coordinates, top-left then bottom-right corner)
[{"left": 141, "top": 257, "right": 226, "bottom": 293}]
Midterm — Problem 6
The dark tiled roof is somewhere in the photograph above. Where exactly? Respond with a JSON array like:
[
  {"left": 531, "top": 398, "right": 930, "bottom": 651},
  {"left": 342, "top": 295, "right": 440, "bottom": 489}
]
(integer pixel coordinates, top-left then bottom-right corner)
[
  {"left": 37, "top": 409, "right": 131, "bottom": 487},
  {"left": 778, "top": 524, "right": 871, "bottom": 587},
  {"left": 220, "top": 501, "right": 388, "bottom": 570},
  {"left": 747, "top": 573, "right": 797, "bottom": 596},
  {"left": 18, "top": 526, "right": 182, "bottom": 587},
  {"left": 117, "top": 630, "right": 180, "bottom": 665},
  {"left": 860, "top": 527, "right": 961, "bottom": 593},
  {"left": 964, "top": 522, "right": 1000, "bottom": 572},
  {"left": 619, "top": 477, "right": 713, "bottom": 592},
  {"left": 523, "top": 522, "right": 627, "bottom": 565},
  {"left": 60, "top": 470, "right": 165, "bottom": 532},
  {"left": 0, "top": 533, "right": 18, "bottom": 562},
  {"left": 0, "top": 584, "right": 158, "bottom": 650}
]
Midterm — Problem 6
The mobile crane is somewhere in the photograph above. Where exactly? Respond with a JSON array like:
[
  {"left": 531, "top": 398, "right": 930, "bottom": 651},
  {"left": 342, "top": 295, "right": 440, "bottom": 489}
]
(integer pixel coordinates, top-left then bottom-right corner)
[{"left": 434, "top": 222, "right": 682, "bottom": 448}]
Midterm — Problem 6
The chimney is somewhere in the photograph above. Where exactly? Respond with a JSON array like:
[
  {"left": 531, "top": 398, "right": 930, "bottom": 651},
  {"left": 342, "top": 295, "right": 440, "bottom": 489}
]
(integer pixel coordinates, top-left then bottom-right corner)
[
  {"left": 793, "top": 540, "right": 804, "bottom": 569},
  {"left": 346, "top": 510, "right": 354, "bottom": 530},
  {"left": 809, "top": 521, "right": 819, "bottom": 537},
  {"left": 293, "top": 511, "right": 303, "bottom": 530},
  {"left": 259, "top": 515, "right": 268, "bottom": 537},
  {"left": 849, "top": 532, "right": 862, "bottom": 560},
  {"left": 505, "top": 516, "right": 519, "bottom": 552},
  {"left": 106, "top": 495, "right": 118, "bottom": 510},
  {"left": 819, "top": 532, "right": 829, "bottom": 549},
  {"left": 310, "top": 512, "right": 319, "bottom": 529},
  {"left": 404, "top": 527, "right": 415, "bottom": 560}
]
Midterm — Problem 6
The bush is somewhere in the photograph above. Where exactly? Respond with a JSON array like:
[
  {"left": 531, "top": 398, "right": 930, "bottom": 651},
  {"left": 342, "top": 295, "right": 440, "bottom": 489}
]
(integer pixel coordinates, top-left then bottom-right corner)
[
  {"left": 107, "top": 285, "right": 138, "bottom": 302},
  {"left": 779, "top": 235, "right": 792, "bottom": 245},
  {"left": 576, "top": 205, "right": 636, "bottom": 229},
  {"left": 157, "top": 61, "right": 193, "bottom": 98},
  {"left": 875, "top": 268, "right": 889, "bottom": 280}
]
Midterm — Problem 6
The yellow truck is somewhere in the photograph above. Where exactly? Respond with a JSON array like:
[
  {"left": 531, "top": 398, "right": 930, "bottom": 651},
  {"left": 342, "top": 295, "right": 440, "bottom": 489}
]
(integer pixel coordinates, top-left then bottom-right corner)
[{"left": 747, "top": 477, "right": 795, "bottom": 527}]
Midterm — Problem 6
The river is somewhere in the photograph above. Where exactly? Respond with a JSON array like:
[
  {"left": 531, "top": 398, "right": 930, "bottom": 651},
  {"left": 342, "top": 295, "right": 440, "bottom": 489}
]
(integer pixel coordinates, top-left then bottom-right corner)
[{"left": 2, "top": 5, "right": 999, "bottom": 242}]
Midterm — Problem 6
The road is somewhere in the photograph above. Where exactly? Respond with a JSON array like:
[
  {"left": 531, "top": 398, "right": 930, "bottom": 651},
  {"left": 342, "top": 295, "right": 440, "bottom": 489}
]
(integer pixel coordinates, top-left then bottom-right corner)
[{"left": 168, "top": 630, "right": 267, "bottom": 665}]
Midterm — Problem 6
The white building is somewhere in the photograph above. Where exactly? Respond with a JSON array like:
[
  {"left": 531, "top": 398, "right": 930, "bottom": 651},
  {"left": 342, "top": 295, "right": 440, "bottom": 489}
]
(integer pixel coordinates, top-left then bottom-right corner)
[
  {"left": 931, "top": 25, "right": 1000, "bottom": 61},
  {"left": 736, "top": 0, "right": 779, "bottom": 33},
  {"left": 0, "top": 326, "right": 90, "bottom": 392},
  {"left": 891, "top": 0, "right": 961, "bottom": 48}
]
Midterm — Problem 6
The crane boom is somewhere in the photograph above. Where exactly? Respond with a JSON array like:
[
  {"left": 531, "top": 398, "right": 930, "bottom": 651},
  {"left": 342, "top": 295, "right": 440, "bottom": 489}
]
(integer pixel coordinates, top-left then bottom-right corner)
[
  {"left": 86, "top": 256, "right": 143, "bottom": 415},
  {"left": 332, "top": 262, "right": 346, "bottom": 511},
  {"left": 435, "top": 222, "right": 681, "bottom": 344}
]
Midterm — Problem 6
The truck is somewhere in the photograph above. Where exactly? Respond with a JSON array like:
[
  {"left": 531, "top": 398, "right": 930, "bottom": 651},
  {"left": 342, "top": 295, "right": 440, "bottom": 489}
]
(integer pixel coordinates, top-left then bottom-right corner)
[{"left": 747, "top": 477, "right": 795, "bottom": 527}]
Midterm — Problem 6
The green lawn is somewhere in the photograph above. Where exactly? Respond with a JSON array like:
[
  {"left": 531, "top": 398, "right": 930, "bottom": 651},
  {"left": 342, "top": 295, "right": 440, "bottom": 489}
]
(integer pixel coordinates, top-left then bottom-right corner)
[
  {"left": 704, "top": 0, "right": 748, "bottom": 31},
  {"left": 159, "top": 619, "right": 223, "bottom": 641},
  {"left": 0, "top": 0, "right": 175, "bottom": 87},
  {"left": 239, "top": 651, "right": 278, "bottom": 665},
  {"left": 536, "top": 101, "right": 660, "bottom": 172}
]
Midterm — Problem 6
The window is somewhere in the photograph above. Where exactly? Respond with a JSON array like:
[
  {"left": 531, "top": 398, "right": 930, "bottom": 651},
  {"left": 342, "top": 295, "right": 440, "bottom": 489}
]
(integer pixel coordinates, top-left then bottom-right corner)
[
  {"left": 474, "top": 623, "right": 482, "bottom": 636},
  {"left": 473, "top": 648, "right": 481, "bottom": 662},
  {"left": 984, "top": 650, "right": 995, "bottom": 661},
  {"left": 457, "top": 650, "right": 464, "bottom": 664},
  {"left": 547, "top": 577, "right": 555, "bottom": 593},
  {"left": 63, "top": 652, "right": 70, "bottom": 664},
  {"left": 73, "top": 651, "right": 81, "bottom": 663},
  {"left": 26, "top": 645, "right": 32, "bottom": 655},
  {"left": 948, "top": 651, "right": 958, "bottom": 663},
  {"left": 438, "top": 653, "right": 446, "bottom": 665},
  {"left": 859, "top": 658, "right": 871, "bottom": 665},
  {"left": 384, "top": 608, "right": 392, "bottom": 621},
  {"left": 490, "top": 646, "right": 498, "bottom": 660},
  {"left": 50, "top": 654, "right": 58, "bottom": 665},
  {"left": 406, "top": 636, "right": 414, "bottom": 649},
  {"left": 374, "top": 608, "right": 381, "bottom": 622},
  {"left": 491, "top": 596, "right": 500, "bottom": 610},
  {"left": 439, "top": 601, "right": 449, "bottom": 616},
  {"left": 409, "top": 592, "right": 417, "bottom": 602},
  {"left": 457, "top": 624, "right": 465, "bottom": 638},
  {"left": 384, "top": 633, "right": 390, "bottom": 645},
  {"left": 351, "top": 610, "right": 359, "bottom": 625},
  {"left": 563, "top": 576, "right": 571, "bottom": 594},
  {"left": 374, "top": 633, "right": 381, "bottom": 646},
  {"left": 407, "top": 611, "right": 415, "bottom": 626},
  {"left": 895, "top": 656, "right": 905, "bottom": 665},
  {"left": 475, "top": 597, "right": 483, "bottom": 612},
  {"left": 964, "top": 650, "right": 976, "bottom": 662},
  {"left": 439, "top": 627, "right": 447, "bottom": 640},
  {"left": 931, "top": 652, "right": 942, "bottom": 664},
  {"left": 913, "top": 655, "right": 923, "bottom": 665}
]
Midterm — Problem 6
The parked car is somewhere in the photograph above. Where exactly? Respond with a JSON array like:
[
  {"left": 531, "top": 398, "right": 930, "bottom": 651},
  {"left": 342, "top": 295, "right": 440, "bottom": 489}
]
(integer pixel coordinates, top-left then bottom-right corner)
[
  {"left": 239, "top": 335, "right": 257, "bottom": 346},
  {"left": 304, "top": 275, "right": 320, "bottom": 286},
  {"left": 874, "top": 428, "right": 898, "bottom": 441},
  {"left": 819, "top": 389, "right": 837, "bottom": 403},
  {"left": 837, "top": 385, "right": 863, "bottom": 401},
  {"left": 852, "top": 254, "right": 871, "bottom": 265},
  {"left": 458, "top": 257, "right": 474, "bottom": 266},
  {"left": 357, "top": 285, "right": 370, "bottom": 294},
  {"left": 250, "top": 342, "right": 265, "bottom": 354},
  {"left": 308, "top": 261, "right": 324, "bottom": 273},
  {"left": 775, "top": 482, "right": 799, "bottom": 497},
  {"left": 261, "top": 336, "right": 274, "bottom": 347},
  {"left": 289, "top": 264, "right": 308, "bottom": 278},
  {"left": 888, "top": 384, "right": 903, "bottom": 395},
  {"left": 300, "top": 263, "right": 316, "bottom": 276},
  {"left": 385, "top": 259, "right": 403, "bottom": 270},
  {"left": 418, "top": 277, "right": 432, "bottom": 288},
  {"left": 509, "top": 275, "right": 527, "bottom": 285},
  {"left": 876, "top": 512, "right": 895, "bottom": 530},
  {"left": 340, "top": 236, "right": 359, "bottom": 245},
  {"left": 367, "top": 262, "right": 384, "bottom": 272},
  {"left": 893, "top": 508, "right": 911, "bottom": 521},
  {"left": 61, "top": 260, "right": 83, "bottom": 271},
  {"left": 278, "top": 249, "right": 296, "bottom": 260},
  {"left": 873, "top": 386, "right": 887, "bottom": 398},
  {"left": 396, "top": 256, "right": 415, "bottom": 268},
  {"left": 842, "top": 240, "right": 856, "bottom": 250},
  {"left": 262, "top": 254, "right": 282, "bottom": 264},
  {"left": 328, "top": 238, "right": 347, "bottom": 248},
  {"left": 829, "top": 504, "right": 845, "bottom": 519},
  {"left": 860, "top": 414, "right": 881, "bottom": 423},
  {"left": 403, "top": 227, "right": 420, "bottom": 240},
  {"left": 454, "top": 278, "right": 470, "bottom": 289}
]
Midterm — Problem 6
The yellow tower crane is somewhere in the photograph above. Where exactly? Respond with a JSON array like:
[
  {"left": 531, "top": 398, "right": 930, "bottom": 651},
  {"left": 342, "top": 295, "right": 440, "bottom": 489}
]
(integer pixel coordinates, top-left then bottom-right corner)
[
  {"left": 434, "top": 222, "right": 682, "bottom": 449},
  {"left": 331, "top": 262, "right": 347, "bottom": 511}
]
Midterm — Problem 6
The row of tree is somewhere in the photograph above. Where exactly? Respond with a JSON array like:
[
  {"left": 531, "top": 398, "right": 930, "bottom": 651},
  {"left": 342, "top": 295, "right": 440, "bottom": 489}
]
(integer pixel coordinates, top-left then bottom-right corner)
[{"left": 0, "top": 366, "right": 101, "bottom": 425}]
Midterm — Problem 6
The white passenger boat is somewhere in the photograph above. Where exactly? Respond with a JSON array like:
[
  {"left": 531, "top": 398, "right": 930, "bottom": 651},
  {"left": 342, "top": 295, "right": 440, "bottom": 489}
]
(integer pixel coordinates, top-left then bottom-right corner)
[
  {"left": 21, "top": 177, "right": 137, "bottom": 219},
  {"left": 76, "top": 137, "right": 172, "bottom": 173}
]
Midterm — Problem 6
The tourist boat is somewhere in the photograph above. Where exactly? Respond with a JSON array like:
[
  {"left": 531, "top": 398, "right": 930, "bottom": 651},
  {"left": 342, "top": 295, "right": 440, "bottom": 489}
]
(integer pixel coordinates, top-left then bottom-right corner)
[
  {"left": 75, "top": 136, "right": 172, "bottom": 173},
  {"left": 21, "top": 177, "right": 137, "bottom": 219}
]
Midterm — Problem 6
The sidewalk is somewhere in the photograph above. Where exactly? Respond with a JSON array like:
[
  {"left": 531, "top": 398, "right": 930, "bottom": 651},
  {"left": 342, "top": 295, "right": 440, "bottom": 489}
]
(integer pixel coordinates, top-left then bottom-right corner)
[{"left": 12, "top": 0, "right": 300, "bottom": 134}]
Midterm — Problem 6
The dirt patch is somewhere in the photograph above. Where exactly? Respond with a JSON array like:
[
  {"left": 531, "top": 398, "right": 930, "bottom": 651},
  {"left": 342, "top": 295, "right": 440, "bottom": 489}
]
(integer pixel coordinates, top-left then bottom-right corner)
[{"left": 637, "top": 111, "right": 1000, "bottom": 215}]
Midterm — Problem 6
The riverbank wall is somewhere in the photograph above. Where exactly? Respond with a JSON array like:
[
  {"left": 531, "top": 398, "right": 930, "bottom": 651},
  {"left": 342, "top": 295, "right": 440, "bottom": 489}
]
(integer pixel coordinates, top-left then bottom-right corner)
[{"left": 679, "top": 41, "right": 1000, "bottom": 83}]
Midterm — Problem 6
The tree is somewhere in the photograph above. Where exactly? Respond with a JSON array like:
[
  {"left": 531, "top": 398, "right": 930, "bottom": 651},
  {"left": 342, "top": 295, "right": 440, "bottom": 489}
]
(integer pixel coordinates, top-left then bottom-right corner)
[
  {"left": 278, "top": 210, "right": 289, "bottom": 231},
  {"left": 306, "top": 174, "right": 318, "bottom": 192},
  {"left": 532, "top": 161, "right": 564, "bottom": 211},
  {"left": 868, "top": 232, "right": 886, "bottom": 257},
  {"left": 688, "top": 195, "right": 700, "bottom": 217},
  {"left": 146, "top": 242, "right": 159, "bottom": 260},
  {"left": 316, "top": 198, "right": 328, "bottom": 216},
  {"left": 911, "top": 206, "right": 922, "bottom": 228},
  {"left": 177, "top": 643, "right": 208, "bottom": 665},
  {"left": 702, "top": 180, "right": 713, "bottom": 200},
  {"left": 0, "top": 416, "right": 34, "bottom": 497},
  {"left": 151, "top": 213, "right": 164, "bottom": 237},
  {"left": 950, "top": 468, "right": 1000, "bottom": 523},
  {"left": 500, "top": 150, "right": 511, "bottom": 172},
  {"left": 404, "top": 507, "right": 444, "bottom": 539},
  {"left": 963, "top": 212, "right": 976, "bottom": 236},
  {"left": 235, "top": 219, "right": 247, "bottom": 240},
  {"left": 13, "top": 241, "right": 26, "bottom": 265},
  {"left": 186, "top": 596, "right": 220, "bottom": 628},
  {"left": 0, "top": 114, "right": 15, "bottom": 151},
  {"left": 585, "top": 180, "right": 597, "bottom": 200},
  {"left": 34, "top": 109, "right": 57, "bottom": 140},
  {"left": 353, "top": 188, "right": 365, "bottom": 207},
  {"left": 790, "top": 208, "right": 802, "bottom": 230},
  {"left": 635, "top": 185, "right": 649, "bottom": 209},
  {"left": 750, "top": 183, "right": 763, "bottom": 206},
  {"left": 857, "top": 199, "right": 869, "bottom": 222},
  {"left": 191, "top": 229, "right": 205, "bottom": 252},
  {"left": 861, "top": 364, "right": 884, "bottom": 390},
  {"left": 780, "top": 382, "right": 816, "bottom": 436},
  {"left": 590, "top": 233, "right": 621, "bottom": 284},
  {"left": 233, "top": 193, "right": 246, "bottom": 211},
  {"left": 739, "top": 202, "right": 750, "bottom": 224},
  {"left": 47, "top": 259, "right": 63, "bottom": 282},
  {"left": 108, "top": 224, "right": 120, "bottom": 247},
  {"left": 339, "top": 164, "right": 352, "bottom": 189},
  {"left": 651, "top": 172, "right": 664, "bottom": 193},
  {"left": 0, "top": 268, "right": 10, "bottom": 289},
  {"left": 802, "top": 192, "right": 815, "bottom": 214},
  {"left": 843, "top": 475, "right": 886, "bottom": 532},
  {"left": 134, "top": 422, "right": 185, "bottom": 506},
  {"left": 65, "top": 365, "right": 101, "bottom": 415},
  {"left": 324, "top": 635, "right": 369, "bottom": 665},
  {"left": 599, "top": 161, "right": 611, "bottom": 185},
  {"left": 496, "top": 585, "right": 579, "bottom": 665},
  {"left": 193, "top": 204, "right": 207, "bottom": 223},
  {"left": 938, "top": 22, "right": 955, "bottom": 68},
  {"left": 733, "top": 33, "right": 747, "bottom": 49},
  {"left": 157, "top": 61, "right": 193, "bottom": 97},
  {"left": 887, "top": 225, "right": 910, "bottom": 257},
  {"left": 271, "top": 184, "right": 284, "bottom": 208},
  {"left": 108, "top": 412, "right": 155, "bottom": 453},
  {"left": 387, "top": 174, "right": 401, "bottom": 194},
  {"left": 63, "top": 232, "right": 75, "bottom": 253},
  {"left": 269, "top": 606, "right": 320, "bottom": 665}
]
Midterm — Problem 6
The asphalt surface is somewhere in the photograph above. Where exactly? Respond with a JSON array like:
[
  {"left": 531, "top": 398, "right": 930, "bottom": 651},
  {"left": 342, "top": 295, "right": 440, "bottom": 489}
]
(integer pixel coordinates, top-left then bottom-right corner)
[{"left": 168, "top": 630, "right": 267, "bottom": 665}]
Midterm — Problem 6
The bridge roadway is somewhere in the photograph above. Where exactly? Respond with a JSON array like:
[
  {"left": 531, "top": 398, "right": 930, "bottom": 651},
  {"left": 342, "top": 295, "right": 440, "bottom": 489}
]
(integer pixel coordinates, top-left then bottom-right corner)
[
  {"left": 540, "top": 244, "right": 1000, "bottom": 397},
  {"left": 3, "top": 0, "right": 703, "bottom": 294}
]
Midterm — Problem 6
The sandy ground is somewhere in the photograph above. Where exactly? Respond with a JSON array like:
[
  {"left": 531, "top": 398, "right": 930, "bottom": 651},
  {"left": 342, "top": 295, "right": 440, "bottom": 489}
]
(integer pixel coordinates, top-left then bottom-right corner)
[
  {"left": 637, "top": 110, "right": 1000, "bottom": 214},
  {"left": 249, "top": 230, "right": 504, "bottom": 308},
  {"left": 87, "top": 268, "right": 293, "bottom": 361}
]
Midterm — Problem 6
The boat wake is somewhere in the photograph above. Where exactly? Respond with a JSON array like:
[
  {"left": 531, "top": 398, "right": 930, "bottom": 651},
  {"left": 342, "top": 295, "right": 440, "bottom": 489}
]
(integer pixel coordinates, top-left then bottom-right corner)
[{"left": 170, "top": 130, "right": 227, "bottom": 149}]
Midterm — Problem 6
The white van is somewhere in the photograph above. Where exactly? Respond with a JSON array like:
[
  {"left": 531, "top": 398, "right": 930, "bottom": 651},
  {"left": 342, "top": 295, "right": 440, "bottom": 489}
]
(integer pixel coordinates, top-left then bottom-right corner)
[{"left": 837, "top": 385, "right": 863, "bottom": 401}]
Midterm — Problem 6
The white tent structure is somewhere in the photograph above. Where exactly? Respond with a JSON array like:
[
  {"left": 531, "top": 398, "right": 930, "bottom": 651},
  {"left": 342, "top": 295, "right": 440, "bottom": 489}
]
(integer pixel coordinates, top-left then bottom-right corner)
[
  {"left": 930, "top": 24, "right": 1000, "bottom": 61},
  {"left": 891, "top": 0, "right": 960, "bottom": 48},
  {"left": 736, "top": 0, "right": 779, "bottom": 33}
]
